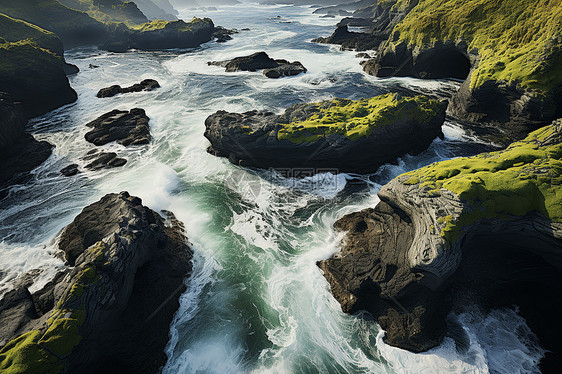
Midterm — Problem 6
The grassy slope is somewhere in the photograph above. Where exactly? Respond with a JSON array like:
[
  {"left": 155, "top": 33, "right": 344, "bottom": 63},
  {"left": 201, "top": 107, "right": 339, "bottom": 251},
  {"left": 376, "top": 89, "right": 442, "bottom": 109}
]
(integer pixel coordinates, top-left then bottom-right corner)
[
  {"left": 391, "top": 0, "right": 562, "bottom": 91},
  {"left": 0, "top": 13, "right": 63, "bottom": 56},
  {"left": 57, "top": 0, "right": 148, "bottom": 25},
  {"left": 402, "top": 122, "right": 562, "bottom": 244},
  {"left": 276, "top": 93, "right": 444, "bottom": 143}
]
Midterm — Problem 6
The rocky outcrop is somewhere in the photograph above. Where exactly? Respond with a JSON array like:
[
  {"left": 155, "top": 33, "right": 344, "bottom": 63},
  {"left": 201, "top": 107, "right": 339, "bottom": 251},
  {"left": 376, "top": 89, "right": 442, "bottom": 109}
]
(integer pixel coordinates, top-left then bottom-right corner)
[
  {"left": 0, "top": 192, "right": 193, "bottom": 373},
  {"left": 361, "top": 0, "right": 562, "bottom": 145},
  {"left": 204, "top": 93, "right": 447, "bottom": 173},
  {"left": 312, "top": 25, "right": 381, "bottom": 51},
  {"left": 85, "top": 108, "right": 151, "bottom": 146},
  {"left": 208, "top": 52, "right": 307, "bottom": 78},
  {"left": 97, "top": 79, "right": 160, "bottom": 98},
  {"left": 0, "top": 94, "right": 52, "bottom": 191},
  {"left": 84, "top": 151, "right": 127, "bottom": 171},
  {"left": 0, "top": 14, "right": 78, "bottom": 118},
  {"left": 319, "top": 120, "right": 562, "bottom": 369},
  {"left": 101, "top": 17, "right": 215, "bottom": 52}
]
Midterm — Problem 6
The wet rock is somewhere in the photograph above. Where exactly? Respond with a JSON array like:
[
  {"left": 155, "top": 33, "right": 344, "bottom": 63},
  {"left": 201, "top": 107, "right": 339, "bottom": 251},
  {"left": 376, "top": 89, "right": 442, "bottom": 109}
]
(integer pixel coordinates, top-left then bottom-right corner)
[
  {"left": 84, "top": 108, "right": 151, "bottom": 146},
  {"left": 61, "top": 164, "right": 79, "bottom": 176},
  {"left": 208, "top": 51, "right": 307, "bottom": 78},
  {"left": 312, "top": 25, "right": 381, "bottom": 51},
  {"left": 0, "top": 192, "right": 193, "bottom": 373},
  {"left": 97, "top": 79, "right": 160, "bottom": 98},
  {"left": 84, "top": 152, "right": 127, "bottom": 171}
]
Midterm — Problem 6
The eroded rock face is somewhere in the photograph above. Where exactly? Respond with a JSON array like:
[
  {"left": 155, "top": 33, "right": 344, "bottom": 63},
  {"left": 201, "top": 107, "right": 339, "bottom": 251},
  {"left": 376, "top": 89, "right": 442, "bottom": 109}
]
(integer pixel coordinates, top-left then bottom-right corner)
[
  {"left": 0, "top": 192, "right": 193, "bottom": 373},
  {"left": 97, "top": 79, "right": 160, "bottom": 98},
  {"left": 85, "top": 108, "right": 151, "bottom": 146},
  {"left": 0, "top": 94, "right": 52, "bottom": 191},
  {"left": 312, "top": 25, "right": 382, "bottom": 51},
  {"left": 319, "top": 120, "right": 562, "bottom": 366},
  {"left": 208, "top": 52, "right": 307, "bottom": 78},
  {"left": 204, "top": 95, "right": 447, "bottom": 173}
]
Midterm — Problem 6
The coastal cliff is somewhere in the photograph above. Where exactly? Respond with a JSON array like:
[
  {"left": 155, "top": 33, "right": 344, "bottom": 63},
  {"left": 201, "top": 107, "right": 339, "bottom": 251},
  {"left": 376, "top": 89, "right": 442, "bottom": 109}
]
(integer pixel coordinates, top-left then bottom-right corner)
[{"left": 319, "top": 119, "right": 562, "bottom": 369}]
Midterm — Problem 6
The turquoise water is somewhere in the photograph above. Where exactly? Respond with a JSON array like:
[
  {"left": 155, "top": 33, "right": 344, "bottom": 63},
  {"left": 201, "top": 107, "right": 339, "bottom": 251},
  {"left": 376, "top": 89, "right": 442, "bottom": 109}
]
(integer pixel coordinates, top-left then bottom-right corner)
[{"left": 0, "top": 3, "right": 544, "bottom": 373}]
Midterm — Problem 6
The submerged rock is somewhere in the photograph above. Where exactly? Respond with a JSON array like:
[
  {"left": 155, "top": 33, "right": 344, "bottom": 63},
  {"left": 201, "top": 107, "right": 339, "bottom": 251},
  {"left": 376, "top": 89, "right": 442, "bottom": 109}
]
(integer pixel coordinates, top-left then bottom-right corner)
[
  {"left": 208, "top": 51, "right": 307, "bottom": 78},
  {"left": 97, "top": 79, "right": 160, "bottom": 98},
  {"left": 84, "top": 108, "right": 151, "bottom": 146},
  {"left": 0, "top": 192, "right": 193, "bottom": 373},
  {"left": 204, "top": 93, "right": 447, "bottom": 173},
  {"left": 319, "top": 120, "right": 562, "bottom": 367}
]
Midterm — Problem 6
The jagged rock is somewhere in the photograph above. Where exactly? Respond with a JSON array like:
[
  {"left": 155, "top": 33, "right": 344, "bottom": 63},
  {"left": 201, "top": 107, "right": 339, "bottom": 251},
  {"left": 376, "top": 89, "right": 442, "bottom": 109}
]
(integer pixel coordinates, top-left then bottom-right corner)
[
  {"left": 312, "top": 25, "right": 381, "bottom": 51},
  {"left": 0, "top": 192, "right": 193, "bottom": 373},
  {"left": 319, "top": 120, "right": 562, "bottom": 369},
  {"left": 97, "top": 79, "right": 160, "bottom": 98},
  {"left": 212, "top": 25, "right": 237, "bottom": 42},
  {"left": 204, "top": 93, "right": 447, "bottom": 173},
  {"left": 84, "top": 108, "right": 151, "bottom": 146},
  {"left": 84, "top": 151, "right": 127, "bottom": 171},
  {"left": 208, "top": 52, "right": 307, "bottom": 78},
  {"left": 61, "top": 164, "right": 79, "bottom": 177},
  {"left": 263, "top": 61, "right": 307, "bottom": 78}
]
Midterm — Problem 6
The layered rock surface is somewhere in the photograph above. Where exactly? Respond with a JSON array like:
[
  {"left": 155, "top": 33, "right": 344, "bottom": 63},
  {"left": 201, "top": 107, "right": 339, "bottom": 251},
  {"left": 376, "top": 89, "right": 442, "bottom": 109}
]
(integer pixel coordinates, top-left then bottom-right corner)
[
  {"left": 0, "top": 192, "right": 193, "bottom": 373},
  {"left": 85, "top": 108, "right": 151, "bottom": 146},
  {"left": 319, "top": 120, "right": 562, "bottom": 368},
  {"left": 205, "top": 93, "right": 447, "bottom": 173}
]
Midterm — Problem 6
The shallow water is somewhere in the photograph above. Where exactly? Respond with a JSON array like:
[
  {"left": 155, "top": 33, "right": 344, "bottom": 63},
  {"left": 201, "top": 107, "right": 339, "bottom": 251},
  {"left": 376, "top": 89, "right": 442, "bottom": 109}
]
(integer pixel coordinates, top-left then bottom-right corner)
[{"left": 0, "top": 2, "right": 544, "bottom": 373}]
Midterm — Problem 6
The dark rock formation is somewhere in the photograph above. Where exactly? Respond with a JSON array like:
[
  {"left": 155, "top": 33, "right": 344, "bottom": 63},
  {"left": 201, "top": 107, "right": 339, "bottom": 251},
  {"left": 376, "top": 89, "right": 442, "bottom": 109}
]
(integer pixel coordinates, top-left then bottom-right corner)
[
  {"left": 204, "top": 94, "right": 447, "bottom": 173},
  {"left": 61, "top": 164, "right": 79, "bottom": 177},
  {"left": 84, "top": 108, "right": 151, "bottom": 146},
  {"left": 319, "top": 120, "right": 562, "bottom": 370},
  {"left": 97, "top": 79, "right": 160, "bottom": 98},
  {"left": 0, "top": 94, "right": 52, "bottom": 190},
  {"left": 0, "top": 14, "right": 78, "bottom": 118},
  {"left": 212, "top": 25, "right": 237, "bottom": 42},
  {"left": 208, "top": 52, "right": 307, "bottom": 78},
  {"left": 84, "top": 151, "right": 127, "bottom": 171},
  {"left": 0, "top": 192, "right": 193, "bottom": 373},
  {"left": 312, "top": 25, "right": 381, "bottom": 51}
]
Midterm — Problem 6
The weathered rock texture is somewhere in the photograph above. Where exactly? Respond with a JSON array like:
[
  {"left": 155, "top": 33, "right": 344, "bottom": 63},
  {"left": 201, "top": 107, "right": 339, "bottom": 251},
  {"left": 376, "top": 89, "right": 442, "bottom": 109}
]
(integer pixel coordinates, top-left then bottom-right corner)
[
  {"left": 85, "top": 108, "right": 151, "bottom": 146},
  {"left": 0, "top": 93, "right": 52, "bottom": 190},
  {"left": 0, "top": 192, "right": 193, "bottom": 373},
  {"left": 97, "top": 79, "right": 160, "bottom": 98},
  {"left": 319, "top": 120, "right": 562, "bottom": 370},
  {"left": 205, "top": 93, "right": 447, "bottom": 173},
  {"left": 208, "top": 51, "right": 307, "bottom": 78},
  {"left": 0, "top": 14, "right": 78, "bottom": 118}
]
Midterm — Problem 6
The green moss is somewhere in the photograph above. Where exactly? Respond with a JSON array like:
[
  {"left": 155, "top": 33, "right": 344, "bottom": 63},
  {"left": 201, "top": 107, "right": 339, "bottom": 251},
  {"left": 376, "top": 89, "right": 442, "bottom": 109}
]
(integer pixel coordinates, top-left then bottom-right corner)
[
  {"left": 0, "top": 13, "right": 62, "bottom": 56},
  {"left": 391, "top": 0, "right": 562, "bottom": 91},
  {"left": 132, "top": 17, "right": 212, "bottom": 32},
  {"left": 276, "top": 93, "right": 443, "bottom": 144},
  {"left": 403, "top": 123, "right": 562, "bottom": 245}
]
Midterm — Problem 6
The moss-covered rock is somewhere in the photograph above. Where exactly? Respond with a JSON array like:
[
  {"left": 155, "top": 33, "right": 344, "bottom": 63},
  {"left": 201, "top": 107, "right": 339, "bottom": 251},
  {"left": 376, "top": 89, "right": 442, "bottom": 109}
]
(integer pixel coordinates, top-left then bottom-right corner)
[
  {"left": 205, "top": 93, "right": 447, "bottom": 173},
  {"left": 320, "top": 119, "right": 562, "bottom": 361},
  {"left": 57, "top": 0, "right": 149, "bottom": 25},
  {"left": 360, "top": 0, "right": 562, "bottom": 144},
  {"left": 0, "top": 13, "right": 63, "bottom": 56},
  {"left": 0, "top": 192, "right": 193, "bottom": 373},
  {"left": 0, "top": 0, "right": 108, "bottom": 48},
  {"left": 0, "top": 38, "right": 77, "bottom": 118}
]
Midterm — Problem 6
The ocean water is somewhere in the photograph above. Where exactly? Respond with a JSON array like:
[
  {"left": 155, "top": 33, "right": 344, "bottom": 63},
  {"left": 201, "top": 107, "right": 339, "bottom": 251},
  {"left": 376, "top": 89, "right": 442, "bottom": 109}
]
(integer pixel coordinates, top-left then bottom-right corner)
[{"left": 0, "top": 2, "right": 544, "bottom": 373}]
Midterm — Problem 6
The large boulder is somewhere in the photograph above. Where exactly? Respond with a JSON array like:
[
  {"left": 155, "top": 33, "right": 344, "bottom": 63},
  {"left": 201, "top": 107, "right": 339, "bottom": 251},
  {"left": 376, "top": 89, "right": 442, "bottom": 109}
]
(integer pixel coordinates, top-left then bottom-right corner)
[
  {"left": 84, "top": 108, "right": 151, "bottom": 146},
  {"left": 319, "top": 120, "right": 562, "bottom": 370},
  {"left": 312, "top": 25, "right": 381, "bottom": 51},
  {"left": 0, "top": 192, "right": 193, "bottom": 373},
  {"left": 208, "top": 51, "right": 307, "bottom": 78},
  {"left": 204, "top": 93, "right": 447, "bottom": 173}
]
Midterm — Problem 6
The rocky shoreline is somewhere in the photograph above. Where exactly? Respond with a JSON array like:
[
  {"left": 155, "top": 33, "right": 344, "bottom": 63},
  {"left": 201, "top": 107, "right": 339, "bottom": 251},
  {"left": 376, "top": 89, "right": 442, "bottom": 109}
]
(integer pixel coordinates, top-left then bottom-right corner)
[{"left": 0, "top": 192, "right": 193, "bottom": 373}]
